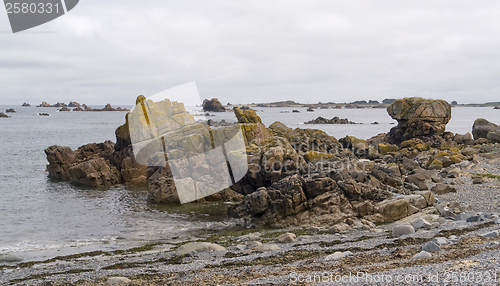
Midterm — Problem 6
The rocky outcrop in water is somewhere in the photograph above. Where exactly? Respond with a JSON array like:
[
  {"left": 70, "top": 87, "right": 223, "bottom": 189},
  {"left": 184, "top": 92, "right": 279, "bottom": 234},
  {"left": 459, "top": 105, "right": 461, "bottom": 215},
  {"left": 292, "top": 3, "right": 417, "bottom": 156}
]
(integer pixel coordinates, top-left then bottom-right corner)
[
  {"left": 45, "top": 96, "right": 500, "bottom": 230},
  {"left": 202, "top": 98, "right": 226, "bottom": 112},
  {"left": 386, "top": 97, "right": 451, "bottom": 144},
  {"left": 45, "top": 113, "right": 147, "bottom": 187},
  {"left": 304, "top": 116, "right": 357, "bottom": 124},
  {"left": 37, "top": 102, "right": 52, "bottom": 107},
  {"left": 59, "top": 107, "right": 70, "bottom": 112},
  {"left": 0, "top": 112, "right": 10, "bottom": 118},
  {"left": 22, "top": 102, "right": 30, "bottom": 106},
  {"left": 68, "top": 101, "right": 80, "bottom": 108},
  {"left": 53, "top": 102, "right": 67, "bottom": 108},
  {"left": 86, "top": 104, "right": 130, "bottom": 112},
  {"left": 6, "top": 108, "right": 16, "bottom": 113}
]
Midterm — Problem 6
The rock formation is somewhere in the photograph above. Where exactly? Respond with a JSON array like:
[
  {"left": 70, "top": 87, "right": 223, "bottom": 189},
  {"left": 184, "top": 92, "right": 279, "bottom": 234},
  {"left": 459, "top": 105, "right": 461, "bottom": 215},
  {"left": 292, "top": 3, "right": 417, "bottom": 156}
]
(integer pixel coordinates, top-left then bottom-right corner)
[
  {"left": 37, "top": 102, "right": 52, "bottom": 107},
  {"left": 46, "top": 95, "right": 499, "bottom": 230},
  {"left": 304, "top": 116, "right": 357, "bottom": 124},
  {"left": 68, "top": 101, "right": 81, "bottom": 108},
  {"left": 84, "top": 104, "right": 129, "bottom": 112},
  {"left": 59, "top": 107, "right": 70, "bottom": 112},
  {"left": 234, "top": 107, "right": 261, "bottom": 124},
  {"left": 386, "top": 97, "right": 451, "bottom": 144},
  {"left": 22, "top": 102, "right": 30, "bottom": 106},
  {"left": 472, "top": 118, "right": 500, "bottom": 143},
  {"left": 5, "top": 108, "right": 16, "bottom": 113},
  {"left": 53, "top": 102, "right": 67, "bottom": 107},
  {"left": 202, "top": 98, "right": 226, "bottom": 112},
  {"left": 0, "top": 112, "right": 9, "bottom": 118}
]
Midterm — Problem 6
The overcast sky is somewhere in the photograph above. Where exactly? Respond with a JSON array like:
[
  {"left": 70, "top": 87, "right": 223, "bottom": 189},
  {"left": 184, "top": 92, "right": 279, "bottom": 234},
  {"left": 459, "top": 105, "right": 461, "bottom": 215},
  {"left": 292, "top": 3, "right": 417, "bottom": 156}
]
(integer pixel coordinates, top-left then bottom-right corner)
[{"left": 1, "top": 0, "right": 500, "bottom": 105}]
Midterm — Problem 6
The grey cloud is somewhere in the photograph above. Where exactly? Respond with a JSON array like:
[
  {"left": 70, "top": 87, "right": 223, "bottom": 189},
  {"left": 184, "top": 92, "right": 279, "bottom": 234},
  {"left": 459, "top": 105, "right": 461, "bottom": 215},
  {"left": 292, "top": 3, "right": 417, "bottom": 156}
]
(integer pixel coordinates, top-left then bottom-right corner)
[{"left": 1, "top": 0, "right": 500, "bottom": 105}]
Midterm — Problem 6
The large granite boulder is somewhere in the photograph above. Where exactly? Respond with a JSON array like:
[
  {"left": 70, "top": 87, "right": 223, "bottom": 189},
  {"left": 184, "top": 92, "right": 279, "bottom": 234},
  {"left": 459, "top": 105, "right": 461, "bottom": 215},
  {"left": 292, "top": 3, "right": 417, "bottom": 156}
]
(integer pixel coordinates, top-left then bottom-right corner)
[
  {"left": 472, "top": 118, "right": 500, "bottom": 143},
  {"left": 387, "top": 98, "right": 451, "bottom": 144},
  {"left": 202, "top": 98, "right": 226, "bottom": 112}
]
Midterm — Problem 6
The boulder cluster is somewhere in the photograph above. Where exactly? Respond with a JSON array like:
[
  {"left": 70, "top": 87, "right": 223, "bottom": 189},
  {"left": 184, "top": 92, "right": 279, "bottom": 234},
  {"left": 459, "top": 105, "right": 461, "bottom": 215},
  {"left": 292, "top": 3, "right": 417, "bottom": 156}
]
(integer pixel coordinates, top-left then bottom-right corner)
[{"left": 45, "top": 96, "right": 500, "bottom": 229}]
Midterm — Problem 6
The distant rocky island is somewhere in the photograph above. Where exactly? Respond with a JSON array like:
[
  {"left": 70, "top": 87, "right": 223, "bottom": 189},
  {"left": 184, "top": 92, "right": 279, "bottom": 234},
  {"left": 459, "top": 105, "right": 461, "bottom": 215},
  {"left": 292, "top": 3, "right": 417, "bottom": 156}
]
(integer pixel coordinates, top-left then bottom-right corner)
[
  {"left": 35, "top": 101, "right": 129, "bottom": 111},
  {"left": 201, "top": 98, "right": 500, "bottom": 110},
  {"left": 304, "top": 116, "right": 358, "bottom": 124}
]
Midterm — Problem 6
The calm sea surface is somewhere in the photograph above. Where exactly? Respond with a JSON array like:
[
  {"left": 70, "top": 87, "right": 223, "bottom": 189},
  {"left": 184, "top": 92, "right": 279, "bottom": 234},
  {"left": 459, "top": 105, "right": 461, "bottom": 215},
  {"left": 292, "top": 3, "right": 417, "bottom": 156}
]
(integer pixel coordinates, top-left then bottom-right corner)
[{"left": 0, "top": 105, "right": 498, "bottom": 262}]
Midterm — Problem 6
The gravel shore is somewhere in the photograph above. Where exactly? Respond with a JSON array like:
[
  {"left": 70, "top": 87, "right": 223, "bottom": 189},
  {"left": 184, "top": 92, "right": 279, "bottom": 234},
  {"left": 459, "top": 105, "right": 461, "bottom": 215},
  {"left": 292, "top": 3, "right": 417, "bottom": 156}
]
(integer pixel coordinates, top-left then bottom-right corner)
[{"left": 2, "top": 156, "right": 499, "bottom": 286}]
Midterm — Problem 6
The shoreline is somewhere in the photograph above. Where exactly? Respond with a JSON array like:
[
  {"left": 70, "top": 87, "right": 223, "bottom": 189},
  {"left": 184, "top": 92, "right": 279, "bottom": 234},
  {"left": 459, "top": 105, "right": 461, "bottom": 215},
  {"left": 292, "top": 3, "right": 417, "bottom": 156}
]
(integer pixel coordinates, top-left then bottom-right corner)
[{"left": 2, "top": 149, "right": 500, "bottom": 285}]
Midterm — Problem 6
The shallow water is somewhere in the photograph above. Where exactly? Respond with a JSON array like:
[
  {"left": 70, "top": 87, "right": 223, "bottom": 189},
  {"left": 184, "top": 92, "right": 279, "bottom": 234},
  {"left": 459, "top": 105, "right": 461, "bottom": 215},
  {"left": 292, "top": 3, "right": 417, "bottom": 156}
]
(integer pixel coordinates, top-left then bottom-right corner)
[{"left": 0, "top": 104, "right": 498, "bottom": 262}]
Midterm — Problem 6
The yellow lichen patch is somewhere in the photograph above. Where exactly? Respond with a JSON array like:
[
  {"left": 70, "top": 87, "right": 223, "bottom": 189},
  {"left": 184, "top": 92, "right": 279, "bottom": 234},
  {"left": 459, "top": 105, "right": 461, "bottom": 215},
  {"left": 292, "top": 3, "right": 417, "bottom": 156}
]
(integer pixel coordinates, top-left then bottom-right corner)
[
  {"left": 415, "top": 143, "right": 427, "bottom": 152},
  {"left": 303, "top": 150, "right": 335, "bottom": 162},
  {"left": 428, "top": 158, "right": 443, "bottom": 169},
  {"left": 400, "top": 139, "right": 416, "bottom": 149},
  {"left": 449, "top": 154, "right": 465, "bottom": 163},
  {"left": 436, "top": 151, "right": 450, "bottom": 157},
  {"left": 378, "top": 143, "right": 398, "bottom": 155}
]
